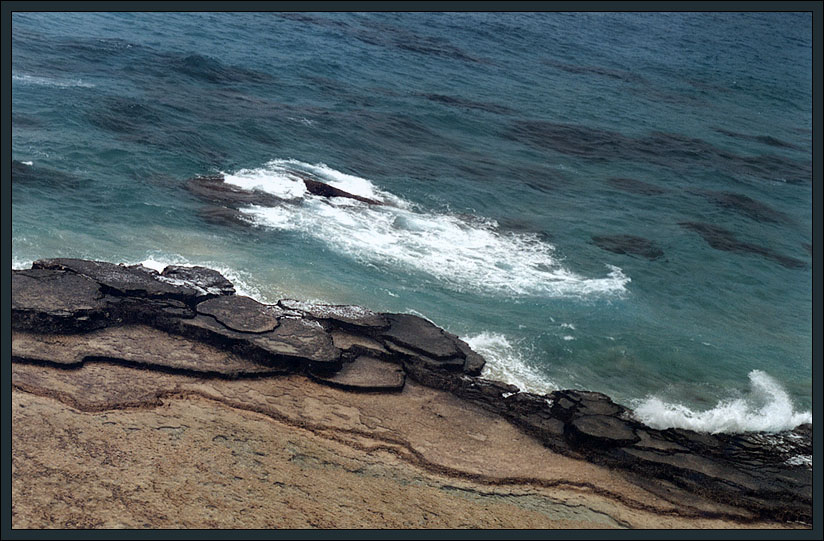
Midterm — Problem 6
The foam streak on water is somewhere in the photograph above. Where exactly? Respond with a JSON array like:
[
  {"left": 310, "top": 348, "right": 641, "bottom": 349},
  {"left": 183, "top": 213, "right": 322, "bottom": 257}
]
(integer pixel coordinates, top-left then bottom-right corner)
[
  {"left": 633, "top": 370, "right": 811, "bottom": 434},
  {"left": 234, "top": 160, "right": 629, "bottom": 298},
  {"left": 12, "top": 73, "right": 95, "bottom": 88}
]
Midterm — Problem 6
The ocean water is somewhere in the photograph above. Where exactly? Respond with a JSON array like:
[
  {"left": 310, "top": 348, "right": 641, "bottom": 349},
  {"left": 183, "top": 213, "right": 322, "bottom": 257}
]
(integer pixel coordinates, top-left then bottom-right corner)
[{"left": 11, "top": 12, "right": 813, "bottom": 434}]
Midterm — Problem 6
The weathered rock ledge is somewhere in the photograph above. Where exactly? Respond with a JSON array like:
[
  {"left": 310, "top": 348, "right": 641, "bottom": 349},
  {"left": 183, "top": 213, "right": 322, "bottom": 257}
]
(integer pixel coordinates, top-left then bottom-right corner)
[{"left": 11, "top": 259, "right": 812, "bottom": 526}]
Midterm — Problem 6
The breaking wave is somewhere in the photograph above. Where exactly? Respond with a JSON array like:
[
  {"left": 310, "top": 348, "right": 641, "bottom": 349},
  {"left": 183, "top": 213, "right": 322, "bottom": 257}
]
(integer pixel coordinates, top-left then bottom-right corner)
[
  {"left": 633, "top": 370, "right": 811, "bottom": 434},
  {"left": 463, "top": 332, "right": 558, "bottom": 395},
  {"left": 230, "top": 159, "right": 630, "bottom": 298}
]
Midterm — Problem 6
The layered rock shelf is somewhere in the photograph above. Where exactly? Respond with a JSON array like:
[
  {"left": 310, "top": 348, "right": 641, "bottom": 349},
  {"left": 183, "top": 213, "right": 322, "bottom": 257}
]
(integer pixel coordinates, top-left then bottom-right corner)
[{"left": 11, "top": 259, "right": 812, "bottom": 527}]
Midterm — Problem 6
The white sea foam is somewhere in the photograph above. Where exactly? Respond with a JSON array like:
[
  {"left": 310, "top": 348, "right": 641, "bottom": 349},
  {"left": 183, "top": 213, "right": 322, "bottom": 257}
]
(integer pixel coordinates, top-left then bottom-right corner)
[
  {"left": 633, "top": 370, "right": 812, "bottom": 434},
  {"left": 12, "top": 257, "right": 33, "bottom": 270},
  {"left": 13, "top": 73, "right": 95, "bottom": 88},
  {"left": 234, "top": 159, "right": 629, "bottom": 298},
  {"left": 222, "top": 164, "right": 307, "bottom": 200},
  {"left": 464, "top": 332, "right": 558, "bottom": 395}
]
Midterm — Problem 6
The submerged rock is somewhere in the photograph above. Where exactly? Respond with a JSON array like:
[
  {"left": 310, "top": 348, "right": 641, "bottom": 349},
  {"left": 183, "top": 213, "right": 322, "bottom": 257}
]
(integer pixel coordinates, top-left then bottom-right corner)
[
  {"left": 591, "top": 234, "right": 664, "bottom": 260},
  {"left": 679, "top": 222, "right": 806, "bottom": 269},
  {"left": 606, "top": 177, "right": 666, "bottom": 195},
  {"left": 694, "top": 190, "right": 789, "bottom": 224}
]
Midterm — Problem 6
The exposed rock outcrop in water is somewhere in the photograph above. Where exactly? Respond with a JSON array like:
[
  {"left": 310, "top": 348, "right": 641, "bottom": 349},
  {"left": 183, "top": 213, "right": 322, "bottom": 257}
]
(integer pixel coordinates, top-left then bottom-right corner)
[
  {"left": 187, "top": 171, "right": 386, "bottom": 210},
  {"left": 11, "top": 259, "right": 812, "bottom": 525}
]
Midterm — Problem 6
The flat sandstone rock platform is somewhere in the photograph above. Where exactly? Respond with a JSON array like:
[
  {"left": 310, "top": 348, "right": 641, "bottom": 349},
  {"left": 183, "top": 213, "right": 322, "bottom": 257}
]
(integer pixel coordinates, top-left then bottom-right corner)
[{"left": 11, "top": 259, "right": 812, "bottom": 529}]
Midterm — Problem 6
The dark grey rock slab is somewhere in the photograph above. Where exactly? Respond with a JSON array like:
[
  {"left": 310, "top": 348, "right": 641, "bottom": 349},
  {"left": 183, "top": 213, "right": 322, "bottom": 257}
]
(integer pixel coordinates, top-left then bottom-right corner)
[
  {"left": 170, "top": 315, "right": 338, "bottom": 368},
  {"left": 381, "top": 313, "right": 462, "bottom": 360},
  {"left": 330, "top": 331, "right": 390, "bottom": 358},
  {"left": 33, "top": 258, "right": 201, "bottom": 301},
  {"left": 279, "top": 299, "right": 389, "bottom": 330},
  {"left": 566, "top": 415, "right": 640, "bottom": 448},
  {"left": 454, "top": 337, "right": 486, "bottom": 375},
  {"left": 197, "top": 295, "right": 279, "bottom": 333},
  {"left": 251, "top": 317, "right": 340, "bottom": 367},
  {"left": 384, "top": 340, "right": 465, "bottom": 371},
  {"left": 160, "top": 265, "right": 236, "bottom": 297},
  {"left": 310, "top": 355, "right": 406, "bottom": 392},
  {"left": 300, "top": 176, "right": 385, "bottom": 206},
  {"left": 12, "top": 269, "right": 110, "bottom": 333},
  {"left": 621, "top": 447, "right": 765, "bottom": 493}
]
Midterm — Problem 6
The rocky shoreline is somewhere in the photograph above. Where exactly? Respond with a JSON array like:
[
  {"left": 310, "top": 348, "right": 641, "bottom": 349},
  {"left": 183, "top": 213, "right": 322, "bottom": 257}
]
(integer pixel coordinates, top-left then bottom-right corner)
[{"left": 11, "top": 258, "right": 812, "bottom": 527}]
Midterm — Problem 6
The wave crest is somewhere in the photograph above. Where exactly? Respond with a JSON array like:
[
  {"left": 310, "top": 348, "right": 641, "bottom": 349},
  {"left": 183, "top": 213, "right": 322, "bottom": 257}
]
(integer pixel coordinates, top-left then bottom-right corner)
[{"left": 633, "top": 370, "right": 811, "bottom": 434}]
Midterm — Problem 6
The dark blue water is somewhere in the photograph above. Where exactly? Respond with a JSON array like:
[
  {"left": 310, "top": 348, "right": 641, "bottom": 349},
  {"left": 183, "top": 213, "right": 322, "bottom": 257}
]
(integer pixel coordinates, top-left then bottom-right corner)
[{"left": 12, "top": 12, "right": 813, "bottom": 433}]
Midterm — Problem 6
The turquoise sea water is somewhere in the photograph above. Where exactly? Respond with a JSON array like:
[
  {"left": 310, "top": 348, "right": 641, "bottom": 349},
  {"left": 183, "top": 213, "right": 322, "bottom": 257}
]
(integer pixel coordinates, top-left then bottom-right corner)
[{"left": 11, "top": 12, "right": 813, "bottom": 433}]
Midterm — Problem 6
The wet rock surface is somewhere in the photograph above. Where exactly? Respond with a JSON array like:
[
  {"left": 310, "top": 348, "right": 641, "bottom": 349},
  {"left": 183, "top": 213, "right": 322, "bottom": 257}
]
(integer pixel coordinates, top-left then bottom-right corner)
[{"left": 11, "top": 259, "right": 812, "bottom": 524}]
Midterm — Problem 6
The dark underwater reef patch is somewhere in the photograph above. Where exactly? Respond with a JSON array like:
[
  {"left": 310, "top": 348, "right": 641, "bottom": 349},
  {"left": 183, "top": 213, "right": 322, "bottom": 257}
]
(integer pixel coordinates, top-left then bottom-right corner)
[
  {"left": 591, "top": 235, "right": 664, "bottom": 261},
  {"left": 605, "top": 177, "right": 667, "bottom": 195},
  {"left": 11, "top": 112, "right": 42, "bottom": 128},
  {"left": 679, "top": 222, "right": 806, "bottom": 269},
  {"left": 350, "top": 21, "right": 484, "bottom": 64},
  {"left": 12, "top": 161, "right": 83, "bottom": 189},
  {"left": 86, "top": 97, "right": 229, "bottom": 166},
  {"left": 418, "top": 93, "right": 514, "bottom": 115},
  {"left": 542, "top": 58, "right": 647, "bottom": 84},
  {"left": 714, "top": 128, "right": 804, "bottom": 151},
  {"left": 345, "top": 110, "right": 450, "bottom": 149},
  {"left": 86, "top": 97, "right": 164, "bottom": 134},
  {"left": 692, "top": 190, "right": 790, "bottom": 224},
  {"left": 507, "top": 121, "right": 811, "bottom": 184},
  {"left": 275, "top": 12, "right": 352, "bottom": 29},
  {"left": 169, "top": 54, "right": 275, "bottom": 85}
]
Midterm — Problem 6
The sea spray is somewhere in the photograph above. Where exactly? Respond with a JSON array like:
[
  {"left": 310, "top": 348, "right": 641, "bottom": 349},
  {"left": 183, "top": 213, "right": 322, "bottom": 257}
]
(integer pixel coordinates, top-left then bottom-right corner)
[{"left": 632, "top": 369, "right": 811, "bottom": 434}]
